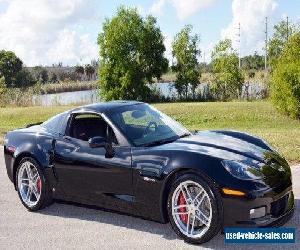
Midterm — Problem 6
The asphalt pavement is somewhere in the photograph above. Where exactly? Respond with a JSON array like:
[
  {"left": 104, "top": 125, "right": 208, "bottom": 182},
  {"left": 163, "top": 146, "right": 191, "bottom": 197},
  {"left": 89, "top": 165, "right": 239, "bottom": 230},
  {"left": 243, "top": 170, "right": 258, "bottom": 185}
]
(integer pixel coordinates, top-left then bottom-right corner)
[{"left": 0, "top": 146, "right": 299, "bottom": 249}]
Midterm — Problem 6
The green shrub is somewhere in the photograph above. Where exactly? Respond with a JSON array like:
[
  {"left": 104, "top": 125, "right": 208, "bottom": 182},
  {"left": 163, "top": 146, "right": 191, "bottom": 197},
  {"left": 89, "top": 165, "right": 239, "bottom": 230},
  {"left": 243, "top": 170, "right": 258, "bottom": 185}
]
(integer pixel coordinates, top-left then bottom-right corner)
[
  {"left": 0, "top": 76, "right": 7, "bottom": 107},
  {"left": 211, "top": 39, "right": 245, "bottom": 100},
  {"left": 271, "top": 32, "right": 300, "bottom": 118},
  {"left": 0, "top": 76, "right": 6, "bottom": 94},
  {"left": 15, "top": 68, "right": 36, "bottom": 88}
]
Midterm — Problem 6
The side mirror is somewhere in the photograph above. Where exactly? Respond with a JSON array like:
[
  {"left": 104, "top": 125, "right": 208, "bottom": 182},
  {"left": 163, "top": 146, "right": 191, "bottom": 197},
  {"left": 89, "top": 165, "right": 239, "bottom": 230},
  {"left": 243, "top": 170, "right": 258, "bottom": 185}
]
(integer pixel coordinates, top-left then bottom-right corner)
[{"left": 88, "top": 136, "right": 106, "bottom": 148}]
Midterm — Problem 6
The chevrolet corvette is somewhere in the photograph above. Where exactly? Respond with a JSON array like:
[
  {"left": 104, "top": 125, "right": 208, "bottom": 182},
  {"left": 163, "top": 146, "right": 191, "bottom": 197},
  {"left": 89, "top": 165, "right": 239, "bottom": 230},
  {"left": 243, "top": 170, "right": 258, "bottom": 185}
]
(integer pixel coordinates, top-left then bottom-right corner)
[{"left": 3, "top": 101, "right": 294, "bottom": 244}]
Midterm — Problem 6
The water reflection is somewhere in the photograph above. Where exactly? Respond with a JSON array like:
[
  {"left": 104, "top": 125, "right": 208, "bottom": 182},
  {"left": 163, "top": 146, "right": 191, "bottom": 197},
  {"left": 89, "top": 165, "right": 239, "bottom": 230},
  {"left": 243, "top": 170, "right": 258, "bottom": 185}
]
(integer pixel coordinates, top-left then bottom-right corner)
[{"left": 33, "top": 82, "right": 267, "bottom": 106}]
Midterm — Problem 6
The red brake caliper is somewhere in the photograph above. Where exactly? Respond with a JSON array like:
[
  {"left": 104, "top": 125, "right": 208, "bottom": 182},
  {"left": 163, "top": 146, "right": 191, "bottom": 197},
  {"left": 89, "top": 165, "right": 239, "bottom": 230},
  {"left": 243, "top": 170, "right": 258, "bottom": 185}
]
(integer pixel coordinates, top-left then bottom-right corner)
[
  {"left": 37, "top": 178, "right": 42, "bottom": 193},
  {"left": 178, "top": 192, "right": 188, "bottom": 224}
]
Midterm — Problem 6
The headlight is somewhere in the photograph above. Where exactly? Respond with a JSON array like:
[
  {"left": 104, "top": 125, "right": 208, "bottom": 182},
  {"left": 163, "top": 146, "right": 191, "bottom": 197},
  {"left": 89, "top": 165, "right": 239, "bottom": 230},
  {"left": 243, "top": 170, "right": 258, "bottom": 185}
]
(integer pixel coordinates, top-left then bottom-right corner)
[{"left": 222, "top": 160, "right": 263, "bottom": 180}]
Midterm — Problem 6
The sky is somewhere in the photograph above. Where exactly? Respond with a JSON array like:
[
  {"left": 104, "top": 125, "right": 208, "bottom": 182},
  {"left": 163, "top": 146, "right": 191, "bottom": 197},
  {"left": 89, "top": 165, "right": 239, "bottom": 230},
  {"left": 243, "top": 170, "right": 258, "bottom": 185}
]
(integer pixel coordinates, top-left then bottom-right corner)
[{"left": 0, "top": 0, "right": 299, "bottom": 67}]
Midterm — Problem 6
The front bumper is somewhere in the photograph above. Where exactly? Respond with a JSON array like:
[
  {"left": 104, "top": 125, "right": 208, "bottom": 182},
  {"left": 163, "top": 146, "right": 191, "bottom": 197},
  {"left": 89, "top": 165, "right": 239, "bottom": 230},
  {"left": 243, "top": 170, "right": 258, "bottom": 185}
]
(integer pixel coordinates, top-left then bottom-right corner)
[{"left": 222, "top": 187, "right": 294, "bottom": 228}]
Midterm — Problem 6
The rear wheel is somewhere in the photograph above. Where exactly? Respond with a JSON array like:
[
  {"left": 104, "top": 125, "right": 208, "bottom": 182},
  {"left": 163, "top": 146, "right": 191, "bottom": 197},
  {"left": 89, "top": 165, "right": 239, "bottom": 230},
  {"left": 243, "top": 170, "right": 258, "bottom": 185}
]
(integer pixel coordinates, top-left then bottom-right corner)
[
  {"left": 16, "top": 157, "right": 53, "bottom": 211},
  {"left": 167, "top": 174, "right": 222, "bottom": 244}
]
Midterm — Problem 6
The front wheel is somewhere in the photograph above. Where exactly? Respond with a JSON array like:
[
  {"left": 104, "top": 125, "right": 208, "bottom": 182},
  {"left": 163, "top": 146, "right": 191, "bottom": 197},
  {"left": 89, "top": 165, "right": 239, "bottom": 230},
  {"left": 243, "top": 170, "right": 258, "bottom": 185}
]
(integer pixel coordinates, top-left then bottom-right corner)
[
  {"left": 16, "top": 157, "right": 53, "bottom": 211},
  {"left": 167, "top": 174, "right": 222, "bottom": 244}
]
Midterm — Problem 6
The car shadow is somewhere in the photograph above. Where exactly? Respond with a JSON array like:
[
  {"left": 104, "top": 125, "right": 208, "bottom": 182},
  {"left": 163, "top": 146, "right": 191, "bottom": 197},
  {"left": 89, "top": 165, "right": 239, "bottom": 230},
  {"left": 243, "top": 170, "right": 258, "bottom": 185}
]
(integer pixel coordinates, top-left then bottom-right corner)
[
  {"left": 38, "top": 198, "right": 299, "bottom": 248},
  {"left": 39, "top": 199, "right": 179, "bottom": 241}
]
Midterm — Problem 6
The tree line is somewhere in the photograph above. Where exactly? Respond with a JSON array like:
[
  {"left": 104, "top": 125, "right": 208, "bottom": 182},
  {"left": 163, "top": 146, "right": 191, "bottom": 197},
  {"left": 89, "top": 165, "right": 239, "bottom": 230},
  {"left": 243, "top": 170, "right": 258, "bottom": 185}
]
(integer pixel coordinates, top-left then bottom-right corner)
[
  {"left": 98, "top": 7, "right": 299, "bottom": 103},
  {"left": 0, "top": 53, "right": 98, "bottom": 88},
  {"left": 1, "top": 6, "right": 299, "bottom": 118}
]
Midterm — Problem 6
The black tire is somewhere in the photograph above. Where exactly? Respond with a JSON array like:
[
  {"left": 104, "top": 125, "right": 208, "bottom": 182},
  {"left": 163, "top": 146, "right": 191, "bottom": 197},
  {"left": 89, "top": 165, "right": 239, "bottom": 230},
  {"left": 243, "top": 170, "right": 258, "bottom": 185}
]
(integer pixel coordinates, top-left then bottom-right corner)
[
  {"left": 167, "top": 173, "right": 223, "bottom": 244},
  {"left": 16, "top": 157, "right": 53, "bottom": 211}
]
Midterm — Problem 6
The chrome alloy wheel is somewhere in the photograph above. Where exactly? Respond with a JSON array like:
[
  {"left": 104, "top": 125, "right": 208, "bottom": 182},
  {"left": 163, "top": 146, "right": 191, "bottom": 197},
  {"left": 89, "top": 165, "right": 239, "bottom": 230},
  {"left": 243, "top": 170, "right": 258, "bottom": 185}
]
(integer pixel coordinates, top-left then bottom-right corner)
[
  {"left": 17, "top": 161, "right": 42, "bottom": 207},
  {"left": 171, "top": 180, "right": 212, "bottom": 239}
]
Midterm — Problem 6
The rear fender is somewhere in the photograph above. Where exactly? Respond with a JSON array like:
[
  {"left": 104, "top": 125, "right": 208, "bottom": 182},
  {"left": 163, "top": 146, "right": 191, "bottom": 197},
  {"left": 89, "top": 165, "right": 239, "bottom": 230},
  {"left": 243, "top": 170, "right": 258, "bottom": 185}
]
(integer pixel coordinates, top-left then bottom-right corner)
[{"left": 11, "top": 137, "right": 56, "bottom": 189}]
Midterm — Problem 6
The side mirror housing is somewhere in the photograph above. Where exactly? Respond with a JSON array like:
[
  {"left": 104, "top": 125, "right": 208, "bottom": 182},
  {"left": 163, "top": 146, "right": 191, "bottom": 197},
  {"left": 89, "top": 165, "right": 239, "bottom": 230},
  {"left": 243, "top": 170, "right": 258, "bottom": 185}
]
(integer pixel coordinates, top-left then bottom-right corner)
[{"left": 88, "top": 136, "right": 106, "bottom": 148}]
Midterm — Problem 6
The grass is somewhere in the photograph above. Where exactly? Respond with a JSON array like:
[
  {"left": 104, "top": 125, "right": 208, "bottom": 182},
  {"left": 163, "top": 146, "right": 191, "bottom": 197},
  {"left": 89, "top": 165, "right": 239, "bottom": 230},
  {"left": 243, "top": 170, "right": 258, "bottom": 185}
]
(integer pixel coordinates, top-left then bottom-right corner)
[
  {"left": 0, "top": 101, "right": 299, "bottom": 163},
  {"left": 159, "top": 70, "right": 269, "bottom": 84}
]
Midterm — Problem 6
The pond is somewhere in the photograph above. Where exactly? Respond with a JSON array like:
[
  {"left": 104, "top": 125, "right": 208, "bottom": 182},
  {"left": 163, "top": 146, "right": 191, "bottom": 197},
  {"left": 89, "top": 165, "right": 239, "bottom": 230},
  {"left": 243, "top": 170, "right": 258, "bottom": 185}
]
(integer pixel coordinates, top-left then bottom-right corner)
[
  {"left": 33, "top": 83, "right": 177, "bottom": 106},
  {"left": 33, "top": 82, "right": 267, "bottom": 106},
  {"left": 33, "top": 89, "right": 100, "bottom": 106}
]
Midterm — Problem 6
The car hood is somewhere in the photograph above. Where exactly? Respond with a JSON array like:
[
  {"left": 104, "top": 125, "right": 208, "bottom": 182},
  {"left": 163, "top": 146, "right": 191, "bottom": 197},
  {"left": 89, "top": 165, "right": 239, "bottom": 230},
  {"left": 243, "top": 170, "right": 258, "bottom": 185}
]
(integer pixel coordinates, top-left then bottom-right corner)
[
  {"left": 167, "top": 130, "right": 291, "bottom": 191},
  {"left": 160, "top": 130, "right": 291, "bottom": 188},
  {"left": 160, "top": 130, "right": 275, "bottom": 164}
]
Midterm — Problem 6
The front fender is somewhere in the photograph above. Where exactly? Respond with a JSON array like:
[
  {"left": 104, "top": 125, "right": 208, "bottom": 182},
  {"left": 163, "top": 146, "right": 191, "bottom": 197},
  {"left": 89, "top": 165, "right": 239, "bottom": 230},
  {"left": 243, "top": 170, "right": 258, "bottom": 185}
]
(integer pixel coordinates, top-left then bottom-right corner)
[{"left": 131, "top": 148, "right": 224, "bottom": 222}]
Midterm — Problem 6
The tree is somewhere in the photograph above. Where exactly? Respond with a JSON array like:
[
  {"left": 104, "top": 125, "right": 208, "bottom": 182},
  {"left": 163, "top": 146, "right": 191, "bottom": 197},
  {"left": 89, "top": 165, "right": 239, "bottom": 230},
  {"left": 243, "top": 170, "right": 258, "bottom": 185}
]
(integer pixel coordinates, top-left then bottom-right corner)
[
  {"left": 91, "top": 59, "right": 99, "bottom": 69},
  {"left": 15, "top": 68, "right": 35, "bottom": 88},
  {"left": 271, "top": 32, "right": 300, "bottom": 118},
  {"left": 40, "top": 69, "right": 49, "bottom": 84},
  {"left": 33, "top": 66, "right": 49, "bottom": 84},
  {"left": 268, "top": 19, "right": 298, "bottom": 67},
  {"left": 172, "top": 25, "right": 201, "bottom": 100},
  {"left": 75, "top": 65, "right": 84, "bottom": 80},
  {"left": 211, "top": 39, "right": 244, "bottom": 100},
  {"left": 241, "top": 52, "right": 264, "bottom": 70},
  {"left": 0, "top": 50, "right": 23, "bottom": 87},
  {"left": 84, "top": 64, "right": 95, "bottom": 80},
  {"left": 199, "top": 62, "right": 212, "bottom": 73},
  {"left": 56, "top": 70, "right": 77, "bottom": 82},
  {"left": 49, "top": 72, "right": 58, "bottom": 83},
  {"left": 98, "top": 6, "right": 168, "bottom": 101}
]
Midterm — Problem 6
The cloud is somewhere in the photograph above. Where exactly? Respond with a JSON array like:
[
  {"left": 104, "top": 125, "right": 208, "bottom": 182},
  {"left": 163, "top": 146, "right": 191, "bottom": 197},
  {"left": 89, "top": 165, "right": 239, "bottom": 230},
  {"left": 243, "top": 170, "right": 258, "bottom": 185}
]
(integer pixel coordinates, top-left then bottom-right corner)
[
  {"left": 46, "top": 30, "right": 98, "bottom": 66},
  {"left": 170, "top": 0, "right": 217, "bottom": 20},
  {"left": 149, "top": 0, "right": 166, "bottom": 16},
  {"left": 221, "top": 0, "right": 278, "bottom": 56},
  {"left": 163, "top": 33, "right": 173, "bottom": 63},
  {"left": 0, "top": 0, "right": 99, "bottom": 66},
  {"left": 149, "top": 0, "right": 216, "bottom": 19}
]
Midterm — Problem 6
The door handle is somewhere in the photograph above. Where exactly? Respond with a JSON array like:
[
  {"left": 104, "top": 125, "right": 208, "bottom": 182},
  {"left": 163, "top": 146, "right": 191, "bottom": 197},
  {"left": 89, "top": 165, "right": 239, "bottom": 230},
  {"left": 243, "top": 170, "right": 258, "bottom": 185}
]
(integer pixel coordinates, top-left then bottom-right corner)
[{"left": 62, "top": 136, "right": 80, "bottom": 152}]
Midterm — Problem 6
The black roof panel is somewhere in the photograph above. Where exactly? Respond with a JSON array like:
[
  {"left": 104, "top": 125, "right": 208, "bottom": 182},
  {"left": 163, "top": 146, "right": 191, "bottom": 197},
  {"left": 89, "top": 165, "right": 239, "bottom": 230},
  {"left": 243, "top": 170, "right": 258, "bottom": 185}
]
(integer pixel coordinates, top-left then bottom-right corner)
[{"left": 71, "top": 100, "right": 144, "bottom": 113}]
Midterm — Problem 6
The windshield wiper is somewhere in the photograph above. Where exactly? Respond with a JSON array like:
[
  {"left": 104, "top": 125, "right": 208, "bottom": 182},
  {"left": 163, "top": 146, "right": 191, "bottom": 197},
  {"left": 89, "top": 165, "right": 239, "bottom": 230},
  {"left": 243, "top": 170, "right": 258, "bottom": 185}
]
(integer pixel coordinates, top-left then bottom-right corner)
[
  {"left": 179, "top": 132, "right": 191, "bottom": 138},
  {"left": 141, "top": 133, "right": 191, "bottom": 147},
  {"left": 142, "top": 137, "right": 178, "bottom": 147}
]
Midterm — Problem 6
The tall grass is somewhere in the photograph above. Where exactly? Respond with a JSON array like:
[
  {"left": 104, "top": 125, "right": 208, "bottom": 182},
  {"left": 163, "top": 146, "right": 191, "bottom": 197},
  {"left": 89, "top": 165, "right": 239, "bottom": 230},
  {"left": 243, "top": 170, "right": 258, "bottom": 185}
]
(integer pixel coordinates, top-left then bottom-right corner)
[
  {"left": 40, "top": 80, "right": 98, "bottom": 94},
  {"left": 0, "top": 87, "right": 39, "bottom": 107},
  {"left": 200, "top": 70, "right": 269, "bottom": 85}
]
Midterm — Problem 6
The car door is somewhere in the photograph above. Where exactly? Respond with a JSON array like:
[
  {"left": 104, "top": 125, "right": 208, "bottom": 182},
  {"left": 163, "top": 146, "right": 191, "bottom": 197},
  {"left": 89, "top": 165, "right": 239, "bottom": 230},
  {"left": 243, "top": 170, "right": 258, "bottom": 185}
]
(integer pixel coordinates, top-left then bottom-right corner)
[{"left": 53, "top": 112, "right": 133, "bottom": 211}]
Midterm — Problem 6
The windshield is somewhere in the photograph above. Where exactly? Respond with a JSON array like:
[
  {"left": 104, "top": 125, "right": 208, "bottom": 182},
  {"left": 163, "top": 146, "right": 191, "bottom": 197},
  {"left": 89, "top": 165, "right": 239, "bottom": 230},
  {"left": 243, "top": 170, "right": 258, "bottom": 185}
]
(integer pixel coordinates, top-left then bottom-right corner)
[{"left": 108, "top": 103, "right": 190, "bottom": 146}]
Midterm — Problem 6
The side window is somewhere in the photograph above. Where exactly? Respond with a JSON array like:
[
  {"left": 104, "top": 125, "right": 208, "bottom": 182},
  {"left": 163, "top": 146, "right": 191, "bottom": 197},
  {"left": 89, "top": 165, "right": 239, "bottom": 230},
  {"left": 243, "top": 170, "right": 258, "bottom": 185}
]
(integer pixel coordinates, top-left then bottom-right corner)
[
  {"left": 42, "top": 112, "right": 68, "bottom": 135},
  {"left": 69, "top": 113, "right": 118, "bottom": 144}
]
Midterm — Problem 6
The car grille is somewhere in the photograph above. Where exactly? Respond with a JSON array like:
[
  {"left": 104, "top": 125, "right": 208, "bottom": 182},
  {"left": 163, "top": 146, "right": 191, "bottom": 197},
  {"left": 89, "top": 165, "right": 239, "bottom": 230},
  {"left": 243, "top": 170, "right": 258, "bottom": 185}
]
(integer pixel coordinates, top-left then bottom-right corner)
[{"left": 270, "top": 193, "right": 289, "bottom": 217}]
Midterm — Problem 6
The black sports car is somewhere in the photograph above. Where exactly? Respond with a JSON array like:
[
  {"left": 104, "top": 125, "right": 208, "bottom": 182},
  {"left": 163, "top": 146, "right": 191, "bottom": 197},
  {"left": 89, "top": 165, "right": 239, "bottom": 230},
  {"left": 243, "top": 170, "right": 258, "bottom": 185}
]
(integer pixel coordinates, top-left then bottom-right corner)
[{"left": 3, "top": 101, "right": 294, "bottom": 244}]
